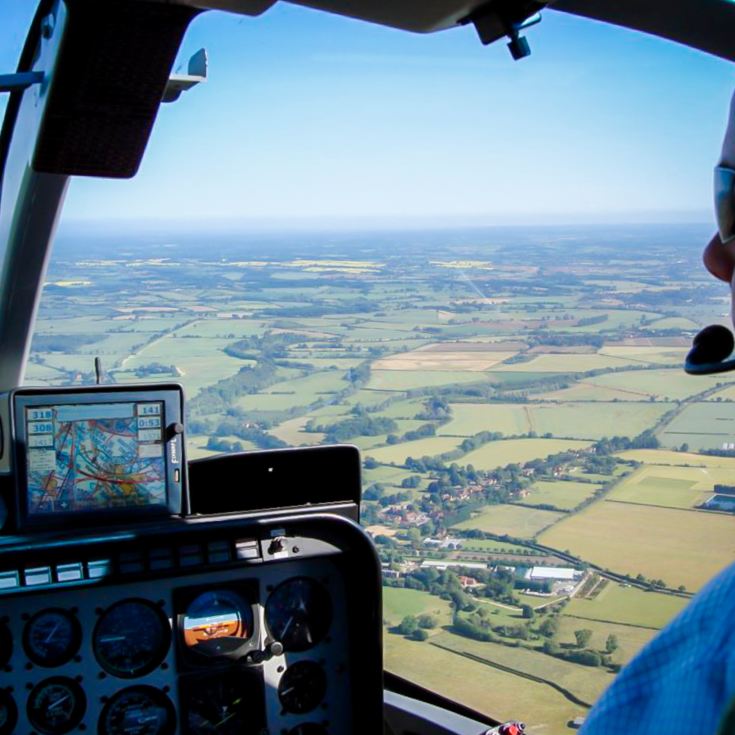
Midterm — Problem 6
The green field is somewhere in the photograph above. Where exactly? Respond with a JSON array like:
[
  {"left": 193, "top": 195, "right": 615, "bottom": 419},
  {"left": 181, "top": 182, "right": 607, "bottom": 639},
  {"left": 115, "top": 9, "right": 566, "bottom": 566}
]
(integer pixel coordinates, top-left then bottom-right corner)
[
  {"left": 365, "top": 436, "right": 462, "bottom": 465},
  {"left": 271, "top": 417, "right": 325, "bottom": 445},
  {"left": 493, "top": 352, "right": 638, "bottom": 373},
  {"left": 35, "top": 226, "right": 735, "bottom": 732},
  {"left": 382, "top": 588, "right": 453, "bottom": 627},
  {"left": 617, "top": 449, "right": 735, "bottom": 469},
  {"left": 460, "top": 539, "right": 541, "bottom": 555},
  {"left": 554, "top": 616, "right": 657, "bottom": 665},
  {"left": 460, "top": 438, "right": 592, "bottom": 471},
  {"left": 539, "top": 382, "right": 655, "bottom": 402},
  {"left": 539, "top": 501, "right": 735, "bottom": 591},
  {"left": 383, "top": 634, "right": 583, "bottom": 735},
  {"left": 607, "top": 465, "right": 730, "bottom": 509},
  {"left": 598, "top": 344, "right": 687, "bottom": 364},
  {"left": 525, "top": 480, "right": 602, "bottom": 510},
  {"left": 658, "top": 401, "right": 735, "bottom": 451},
  {"left": 438, "top": 403, "right": 532, "bottom": 436},
  {"left": 582, "top": 369, "right": 730, "bottom": 401},
  {"left": 432, "top": 631, "right": 615, "bottom": 707},
  {"left": 236, "top": 370, "right": 350, "bottom": 411},
  {"left": 453, "top": 504, "right": 564, "bottom": 538},
  {"left": 564, "top": 583, "right": 688, "bottom": 629},
  {"left": 366, "top": 370, "right": 483, "bottom": 391}
]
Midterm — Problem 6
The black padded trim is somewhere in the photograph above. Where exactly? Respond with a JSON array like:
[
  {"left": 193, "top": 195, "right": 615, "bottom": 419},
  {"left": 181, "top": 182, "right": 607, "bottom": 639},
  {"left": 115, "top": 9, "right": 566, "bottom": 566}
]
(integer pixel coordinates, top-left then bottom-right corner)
[{"left": 33, "top": 0, "right": 200, "bottom": 178}]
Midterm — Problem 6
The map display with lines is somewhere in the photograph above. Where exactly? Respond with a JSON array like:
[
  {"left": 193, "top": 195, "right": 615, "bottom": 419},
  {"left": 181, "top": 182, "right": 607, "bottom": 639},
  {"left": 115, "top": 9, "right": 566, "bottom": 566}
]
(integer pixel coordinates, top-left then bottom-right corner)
[{"left": 26, "top": 401, "right": 167, "bottom": 516}]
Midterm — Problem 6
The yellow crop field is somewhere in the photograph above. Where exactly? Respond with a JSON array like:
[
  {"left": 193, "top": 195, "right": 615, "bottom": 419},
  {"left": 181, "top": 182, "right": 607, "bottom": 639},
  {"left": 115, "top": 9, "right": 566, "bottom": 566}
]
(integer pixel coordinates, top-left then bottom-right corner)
[
  {"left": 539, "top": 501, "right": 735, "bottom": 591},
  {"left": 617, "top": 449, "right": 735, "bottom": 469},
  {"left": 607, "top": 464, "right": 734, "bottom": 509},
  {"left": 460, "top": 438, "right": 592, "bottom": 471},
  {"left": 373, "top": 349, "right": 517, "bottom": 372},
  {"left": 493, "top": 353, "right": 637, "bottom": 373}
]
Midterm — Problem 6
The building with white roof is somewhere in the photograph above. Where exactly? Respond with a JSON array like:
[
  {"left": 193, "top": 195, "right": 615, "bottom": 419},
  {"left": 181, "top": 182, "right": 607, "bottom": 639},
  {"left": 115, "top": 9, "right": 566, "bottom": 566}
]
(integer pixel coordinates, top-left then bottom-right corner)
[{"left": 524, "top": 566, "right": 581, "bottom": 582}]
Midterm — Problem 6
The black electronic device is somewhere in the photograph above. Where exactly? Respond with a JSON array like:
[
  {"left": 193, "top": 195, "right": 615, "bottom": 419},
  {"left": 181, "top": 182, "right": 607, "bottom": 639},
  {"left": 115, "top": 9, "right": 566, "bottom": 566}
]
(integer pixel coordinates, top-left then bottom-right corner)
[
  {"left": 188, "top": 444, "right": 361, "bottom": 520},
  {"left": 685, "top": 324, "right": 735, "bottom": 375},
  {"left": 9, "top": 384, "right": 187, "bottom": 531}
]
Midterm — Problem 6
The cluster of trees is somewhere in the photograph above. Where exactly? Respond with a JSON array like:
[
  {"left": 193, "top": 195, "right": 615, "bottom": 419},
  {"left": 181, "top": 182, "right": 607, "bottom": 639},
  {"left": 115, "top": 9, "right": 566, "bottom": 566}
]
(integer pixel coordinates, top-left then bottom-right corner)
[
  {"left": 210, "top": 416, "right": 287, "bottom": 449},
  {"left": 224, "top": 331, "right": 304, "bottom": 360},
  {"left": 315, "top": 413, "right": 398, "bottom": 443},
  {"left": 451, "top": 607, "right": 620, "bottom": 669},
  {"left": 397, "top": 568, "right": 476, "bottom": 611},
  {"left": 32, "top": 333, "right": 101, "bottom": 352},
  {"left": 206, "top": 437, "right": 246, "bottom": 453},
  {"left": 191, "top": 359, "right": 280, "bottom": 415},
  {"left": 393, "top": 614, "right": 438, "bottom": 641},
  {"left": 629, "top": 573, "right": 683, "bottom": 592},
  {"left": 363, "top": 484, "right": 413, "bottom": 507},
  {"left": 345, "top": 361, "right": 371, "bottom": 387},
  {"left": 576, "top": 315, "right": 608, "bottom": 327},
  {"left": 527, "top": 333, "right": 604, "bottom": 349},
  {"left": 134, "top": 362, "right": 176, "bottom": 378},
  {"left": 387, "top": 422, "right": 436, "bottom": 444},
  {"left": 415, "top": 397, "right": 451, "bottom": 421},
  {"left": 257, "top": 298, "right": 374, "bottom": 319},
  {"left": 593, "top": 430, "right": 660, "bottom": 453},
  {"left": 392, "top": 566, "right": 519, "bottom": 607},
  {"left": 452, "top": 606, "right": 540, "bottom": 643},
  {"left": 458, "top": 431, "right": 504, "bottom": 454}
]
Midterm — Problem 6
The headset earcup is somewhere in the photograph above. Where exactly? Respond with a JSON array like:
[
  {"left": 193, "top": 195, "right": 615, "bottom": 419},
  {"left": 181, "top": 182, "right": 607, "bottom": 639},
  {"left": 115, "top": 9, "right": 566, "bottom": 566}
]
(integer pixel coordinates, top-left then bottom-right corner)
[{"left": 688, "top": 324, "right": 735, "bottom": 365}]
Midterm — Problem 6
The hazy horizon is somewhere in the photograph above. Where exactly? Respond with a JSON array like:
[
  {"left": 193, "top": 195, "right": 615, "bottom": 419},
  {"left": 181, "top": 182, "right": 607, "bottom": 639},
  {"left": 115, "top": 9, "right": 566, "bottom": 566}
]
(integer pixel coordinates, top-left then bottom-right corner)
[{"left": 3, "top": 2, "right": 734, "bottom": 226}]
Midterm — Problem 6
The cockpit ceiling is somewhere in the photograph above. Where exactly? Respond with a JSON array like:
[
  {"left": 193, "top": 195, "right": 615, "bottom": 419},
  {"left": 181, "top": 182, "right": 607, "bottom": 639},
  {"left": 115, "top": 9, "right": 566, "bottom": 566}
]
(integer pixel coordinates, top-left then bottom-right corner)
[{"left": 168, "top": 0, "right": 735, "bottom": 61}]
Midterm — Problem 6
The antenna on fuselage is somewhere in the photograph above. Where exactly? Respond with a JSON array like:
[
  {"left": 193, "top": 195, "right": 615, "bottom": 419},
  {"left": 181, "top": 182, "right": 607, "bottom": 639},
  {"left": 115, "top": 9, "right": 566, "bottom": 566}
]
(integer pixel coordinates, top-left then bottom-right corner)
[{"left": 94, "top": 357, "right": 104, "bottom": 385}]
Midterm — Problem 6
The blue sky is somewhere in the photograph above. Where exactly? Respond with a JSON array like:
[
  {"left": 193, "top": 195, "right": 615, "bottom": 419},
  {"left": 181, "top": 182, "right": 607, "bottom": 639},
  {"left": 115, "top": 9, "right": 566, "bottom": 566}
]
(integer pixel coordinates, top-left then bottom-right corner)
[{"left": 2, "top": 1, "right": 735, "bottom": 226}]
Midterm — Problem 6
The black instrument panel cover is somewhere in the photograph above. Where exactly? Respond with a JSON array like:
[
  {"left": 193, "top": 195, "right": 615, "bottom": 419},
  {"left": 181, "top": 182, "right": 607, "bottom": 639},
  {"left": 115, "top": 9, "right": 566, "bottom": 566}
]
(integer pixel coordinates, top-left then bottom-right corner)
[{"left": 188, "top": 444, "right": 361, "bottom": 517}]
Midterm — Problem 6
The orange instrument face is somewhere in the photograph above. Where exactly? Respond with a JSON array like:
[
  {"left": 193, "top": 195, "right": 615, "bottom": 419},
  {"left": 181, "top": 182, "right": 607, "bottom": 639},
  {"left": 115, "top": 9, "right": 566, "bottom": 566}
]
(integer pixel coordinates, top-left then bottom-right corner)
[{"left": 182, "top": 590, "right": 253, "bottom": 652}]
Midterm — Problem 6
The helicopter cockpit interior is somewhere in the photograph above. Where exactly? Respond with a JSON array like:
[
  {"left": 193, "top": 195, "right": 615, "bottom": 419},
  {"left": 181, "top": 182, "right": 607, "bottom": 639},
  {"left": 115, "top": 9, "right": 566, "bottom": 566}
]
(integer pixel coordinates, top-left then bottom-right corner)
[{"left": 1, "top": 2, "right": 735, "bottom": 735}]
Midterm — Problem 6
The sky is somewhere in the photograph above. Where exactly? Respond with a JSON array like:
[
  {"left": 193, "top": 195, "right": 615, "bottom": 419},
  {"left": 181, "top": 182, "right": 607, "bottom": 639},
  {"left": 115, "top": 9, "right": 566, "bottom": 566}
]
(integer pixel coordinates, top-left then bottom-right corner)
[{"left": 1, "top": 1, "right": 735, "bottom": 228}]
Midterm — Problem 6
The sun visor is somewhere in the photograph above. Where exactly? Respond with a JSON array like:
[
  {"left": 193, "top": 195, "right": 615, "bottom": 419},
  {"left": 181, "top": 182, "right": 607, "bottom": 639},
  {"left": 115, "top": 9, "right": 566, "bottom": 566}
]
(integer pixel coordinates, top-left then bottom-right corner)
[{"left": 32, "top": 0, "right": 200, "bottom": 178}]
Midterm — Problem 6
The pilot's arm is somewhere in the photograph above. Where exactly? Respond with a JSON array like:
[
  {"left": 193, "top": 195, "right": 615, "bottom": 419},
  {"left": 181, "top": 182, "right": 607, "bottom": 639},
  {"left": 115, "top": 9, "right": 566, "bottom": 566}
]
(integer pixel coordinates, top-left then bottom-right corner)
[{"left": 579, "top": 561, "right": 735, "bottom": 734}]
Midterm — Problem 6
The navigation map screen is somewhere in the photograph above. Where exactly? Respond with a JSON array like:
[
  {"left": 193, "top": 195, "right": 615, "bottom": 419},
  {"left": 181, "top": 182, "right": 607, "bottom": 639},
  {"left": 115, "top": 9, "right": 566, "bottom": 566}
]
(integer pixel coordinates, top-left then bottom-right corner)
[{"left": 24, "top": 401, "right": 167, "bottom": 517}]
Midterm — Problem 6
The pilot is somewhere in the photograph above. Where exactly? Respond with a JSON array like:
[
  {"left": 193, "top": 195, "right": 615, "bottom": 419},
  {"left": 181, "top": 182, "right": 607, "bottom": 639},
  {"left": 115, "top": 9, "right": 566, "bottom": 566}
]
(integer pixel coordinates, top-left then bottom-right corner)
[
  {"left": 581, "top": 93, "right": 735, "bottom": 735},
  {"left": 704, "top": 90, "right": 735, "bottom": 292}
]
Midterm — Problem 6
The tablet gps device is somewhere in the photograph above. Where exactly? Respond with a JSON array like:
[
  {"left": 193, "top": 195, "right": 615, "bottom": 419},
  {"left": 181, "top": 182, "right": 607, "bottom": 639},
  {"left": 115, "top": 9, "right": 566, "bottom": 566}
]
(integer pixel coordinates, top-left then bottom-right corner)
[{"left": 12, "top": 384, "right": 186, "bottom": 530}]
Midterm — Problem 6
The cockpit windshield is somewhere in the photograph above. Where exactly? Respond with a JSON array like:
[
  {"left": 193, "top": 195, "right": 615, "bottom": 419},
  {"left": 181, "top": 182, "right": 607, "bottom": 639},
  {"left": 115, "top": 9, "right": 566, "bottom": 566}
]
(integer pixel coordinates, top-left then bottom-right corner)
[{"left": 12, "top": 3, "right": 735, "bottom": 731}]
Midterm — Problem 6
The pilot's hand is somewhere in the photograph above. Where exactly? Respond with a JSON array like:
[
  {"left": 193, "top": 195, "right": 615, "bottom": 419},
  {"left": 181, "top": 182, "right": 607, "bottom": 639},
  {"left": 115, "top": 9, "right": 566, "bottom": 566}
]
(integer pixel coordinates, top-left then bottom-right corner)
[{"left": 703, "top": 89, "right": 735, "bottom": 323}]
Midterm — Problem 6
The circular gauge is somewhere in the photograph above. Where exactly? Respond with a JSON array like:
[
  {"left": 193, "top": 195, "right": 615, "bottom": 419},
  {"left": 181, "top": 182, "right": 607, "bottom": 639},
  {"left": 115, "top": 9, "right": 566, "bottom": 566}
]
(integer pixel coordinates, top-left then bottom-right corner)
[
  {"left": 184, "top": 673, "right": 257, "bottom": 735},
  {"left": 24, "top": 608, "right": 82, "bottom": 667},
  {"left": 99, "top": 686, "right": 175, "bottom": 735},
  {"left": 182, "top": 590, "right": 254, "bottom": 657},
  {"left": 93, "top": 599, "right": 170, "bottom": 678},
  {"left": 27, "top": 676, "right": 86, "bottom": 734},
  {"left": 278, "top": 661, "right": 327, "bottom": 715},
  {"left": 265, "top": 577, "right": 332, "bottom": 652},
  {"left": 0, "top": 622, "right": 11, "bottom": 669},
  {"left": 288, "top": 725, "right": 327, "bottom": 735},
  {"left": 0, "top": 689, "right": 17, "bottom": 735}
]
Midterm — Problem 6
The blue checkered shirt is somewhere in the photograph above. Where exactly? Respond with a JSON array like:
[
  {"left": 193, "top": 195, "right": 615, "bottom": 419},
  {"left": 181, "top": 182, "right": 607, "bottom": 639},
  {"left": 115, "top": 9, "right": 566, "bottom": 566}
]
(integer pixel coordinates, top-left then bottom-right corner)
[{"left": 581, "top": 562, "right": 735, "bottom": 735}]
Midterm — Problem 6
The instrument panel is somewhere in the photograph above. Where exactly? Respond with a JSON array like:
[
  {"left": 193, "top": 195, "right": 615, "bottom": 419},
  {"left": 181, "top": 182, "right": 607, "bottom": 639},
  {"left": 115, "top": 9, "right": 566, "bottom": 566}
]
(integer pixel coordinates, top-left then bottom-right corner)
[{"left": 0, "top": 515, "right": 378, "bottom": 735}]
